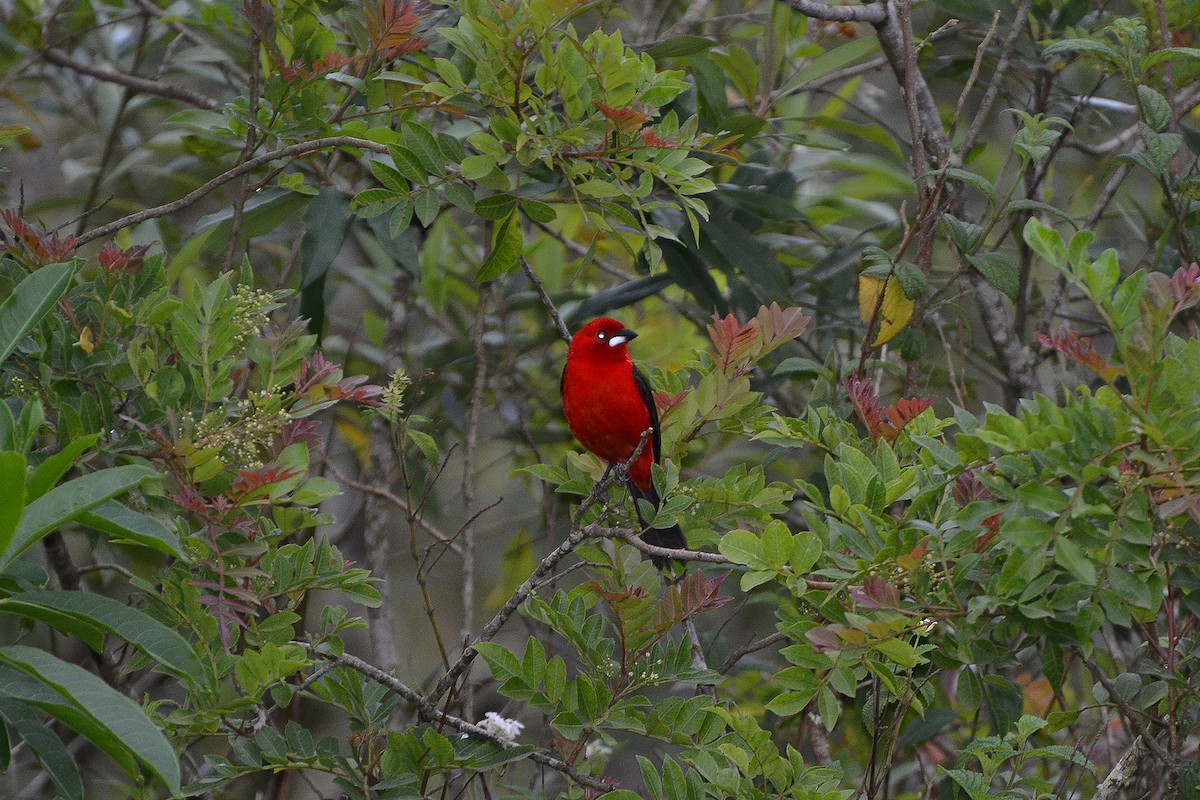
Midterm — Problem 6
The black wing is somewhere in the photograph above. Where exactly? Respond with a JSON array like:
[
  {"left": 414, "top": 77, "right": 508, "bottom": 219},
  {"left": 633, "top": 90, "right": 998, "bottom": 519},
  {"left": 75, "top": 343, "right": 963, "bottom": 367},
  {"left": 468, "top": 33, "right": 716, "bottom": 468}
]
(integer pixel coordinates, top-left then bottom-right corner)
[{"left": 631, "top": 364, "right": 662, "bottom": 467}]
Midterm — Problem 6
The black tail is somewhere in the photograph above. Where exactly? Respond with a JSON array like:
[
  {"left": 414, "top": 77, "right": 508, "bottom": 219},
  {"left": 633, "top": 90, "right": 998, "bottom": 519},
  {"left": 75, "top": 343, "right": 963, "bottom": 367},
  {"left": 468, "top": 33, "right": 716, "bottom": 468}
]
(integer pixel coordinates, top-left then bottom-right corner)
[
  {"left": 629, "top": 482, "right": 687, "bottom": 570},
  {"left": 642, "top": 523, "right": 688, "bottom": 570}
]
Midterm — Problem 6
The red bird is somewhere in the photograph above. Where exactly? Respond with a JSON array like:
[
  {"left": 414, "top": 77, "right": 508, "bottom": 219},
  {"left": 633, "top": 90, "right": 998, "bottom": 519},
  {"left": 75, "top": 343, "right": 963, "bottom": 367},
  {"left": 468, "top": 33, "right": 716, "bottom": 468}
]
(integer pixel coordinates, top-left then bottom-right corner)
[{"left": 562, "top": 317, "right": 688, "bottom": 569}]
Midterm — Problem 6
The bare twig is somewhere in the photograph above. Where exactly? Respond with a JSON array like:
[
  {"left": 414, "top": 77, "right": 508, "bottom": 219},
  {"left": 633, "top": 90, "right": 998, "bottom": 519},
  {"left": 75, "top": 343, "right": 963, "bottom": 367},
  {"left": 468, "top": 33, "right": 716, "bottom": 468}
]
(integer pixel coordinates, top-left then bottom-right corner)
[
  {"left": 326, "top": 460, "right": 462, "bottom": 555},
  {"left": 309, "top": 650, "right": 612, "bottom": 791},
  {"left": 458, "top": 288, "right": 491, "bottom": 720},
  {"left": 424, "top": 432, "right": 656, "bottom": 706},
  {"left": 41, "top": 47, "right": 221, "bottom": 110},
  {"left": 959, "top": 0, "right": 1033, "bottom": 156},
  {"left": 521, "top": 257, "right": 572, "bottom": 343},
  {"left": 77, "top": 136, "right": 389, "bottom": 245},
  {"left": 777, "top": 0, "right": 886, "bottom": 24},
  {"left": 717, "top": 631, "right": 787, "bottom": 674},
  {"left": 597, "top": 527, "right": 838, "bottom": 592}
]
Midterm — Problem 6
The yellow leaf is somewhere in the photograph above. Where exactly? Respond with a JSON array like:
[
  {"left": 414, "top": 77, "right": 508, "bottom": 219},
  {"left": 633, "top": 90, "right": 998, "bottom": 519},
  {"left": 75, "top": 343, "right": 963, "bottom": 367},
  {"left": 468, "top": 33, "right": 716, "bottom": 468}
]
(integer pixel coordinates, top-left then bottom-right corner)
[
  {"left": 76, "top": 326, "right": 95, "bottom": 354},
  {"left": 858, "top": 274, "right": 913, "bottom": 346},
  {"left": 335, "top": 418, "right": 371, "bottom": 468}
]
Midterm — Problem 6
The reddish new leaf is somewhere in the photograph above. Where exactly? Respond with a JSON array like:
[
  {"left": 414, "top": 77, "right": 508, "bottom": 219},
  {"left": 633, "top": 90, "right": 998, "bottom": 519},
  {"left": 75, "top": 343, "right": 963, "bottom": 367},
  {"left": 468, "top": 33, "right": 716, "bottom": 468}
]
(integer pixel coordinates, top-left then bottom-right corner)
[
  {"left": 754, "top": 302, "right": 811, "bottom": 350},
  {"left": 707, "top": 312, "right": 759, "bottom": 373},
  {"left": 1037, "top": 328, "right": 1122, "bottom": 382},
  {"left": 883, "top": 397, "right": 934, "bottom": 440},
  {"left": 593, "top": 100, "right": 650, "bottom": 134},
  {"left": 843, "top": 376, "right": 885, "bottom": 439},
  {"left": 365, "top": 0, "right": 429, "bottom": 58}
]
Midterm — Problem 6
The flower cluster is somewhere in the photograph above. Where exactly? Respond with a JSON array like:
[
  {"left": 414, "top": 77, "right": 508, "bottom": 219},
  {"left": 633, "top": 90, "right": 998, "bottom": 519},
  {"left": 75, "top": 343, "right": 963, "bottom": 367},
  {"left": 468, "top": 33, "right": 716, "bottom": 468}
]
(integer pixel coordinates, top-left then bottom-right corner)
[
  {"left": 194, "top": 390, "right": 288, "bottom": 469},
  {"left": 476, "top": 712, "right": 524, "bottom": 742},
  {"left": 228, "top": 285, "right": 277, "bottom": 348}
]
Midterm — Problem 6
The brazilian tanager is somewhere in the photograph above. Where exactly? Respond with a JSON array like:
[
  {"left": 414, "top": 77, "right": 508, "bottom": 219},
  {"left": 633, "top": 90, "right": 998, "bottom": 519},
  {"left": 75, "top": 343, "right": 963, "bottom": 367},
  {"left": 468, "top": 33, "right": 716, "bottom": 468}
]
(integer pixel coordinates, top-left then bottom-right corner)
[{"left": 562, "top": 317, "right": 687, "bottom": 568}]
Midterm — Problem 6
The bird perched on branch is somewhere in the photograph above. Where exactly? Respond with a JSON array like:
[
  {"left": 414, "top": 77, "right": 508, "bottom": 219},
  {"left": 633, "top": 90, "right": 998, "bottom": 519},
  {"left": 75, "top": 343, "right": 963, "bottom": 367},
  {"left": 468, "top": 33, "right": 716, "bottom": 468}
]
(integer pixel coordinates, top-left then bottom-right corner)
[{"left": 561, "top": 317, "right": 687, "bottom": 569}]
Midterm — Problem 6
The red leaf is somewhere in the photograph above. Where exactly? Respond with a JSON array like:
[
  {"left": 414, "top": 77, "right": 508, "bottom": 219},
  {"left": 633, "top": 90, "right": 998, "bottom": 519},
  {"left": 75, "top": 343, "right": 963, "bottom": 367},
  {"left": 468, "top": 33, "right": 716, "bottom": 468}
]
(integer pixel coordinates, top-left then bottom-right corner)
[
  {"left": 1037, "top": 328, "right": 1122, "bottom": 382},
  {"left": 365, "top": 0, "right": 430, "bottom": 58},
  {"left": 883, "top": 397, "right": 933, "bottom": 440},
  {"left": 754, "top": 302, "right": 810, "bottom": 349},
  {"left": 843, "top": 376, "right": 885, "bottom": 439},
  {"left": 707, "top": 312, "right": 759, "bottom": 373},
  {"left": 593, "top": 100, "right": 650, "bottom": 134}
]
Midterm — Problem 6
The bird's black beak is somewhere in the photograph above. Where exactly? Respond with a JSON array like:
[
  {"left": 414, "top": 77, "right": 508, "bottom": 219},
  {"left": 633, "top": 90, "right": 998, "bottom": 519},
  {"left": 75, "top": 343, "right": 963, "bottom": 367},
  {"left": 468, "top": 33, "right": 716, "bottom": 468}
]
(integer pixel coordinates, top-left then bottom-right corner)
[{"left": 609, "top": 328, "right": 638, "bottom": 347}]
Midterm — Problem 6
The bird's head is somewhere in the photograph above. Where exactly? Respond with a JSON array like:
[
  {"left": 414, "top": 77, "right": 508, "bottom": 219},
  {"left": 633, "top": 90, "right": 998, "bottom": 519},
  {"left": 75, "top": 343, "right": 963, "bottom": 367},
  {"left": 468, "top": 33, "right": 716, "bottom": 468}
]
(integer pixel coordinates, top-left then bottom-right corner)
[{"left": 570, "top": 317, "right": 638, "bottom": 362}]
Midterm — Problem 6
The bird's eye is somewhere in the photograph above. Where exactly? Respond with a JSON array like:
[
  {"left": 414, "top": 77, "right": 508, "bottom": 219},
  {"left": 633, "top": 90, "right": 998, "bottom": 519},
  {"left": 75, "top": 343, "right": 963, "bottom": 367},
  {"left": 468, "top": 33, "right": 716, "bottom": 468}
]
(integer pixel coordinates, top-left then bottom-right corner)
[{"left": 597, "top": 331, "right": 606, "bottom": 340}]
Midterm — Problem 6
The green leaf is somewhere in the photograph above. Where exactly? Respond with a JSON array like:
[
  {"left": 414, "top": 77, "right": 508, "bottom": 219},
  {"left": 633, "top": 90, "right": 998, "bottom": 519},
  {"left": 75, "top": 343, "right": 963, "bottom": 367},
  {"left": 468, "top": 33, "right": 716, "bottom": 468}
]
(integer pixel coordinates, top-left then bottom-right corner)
[
  {"left": 968, "top": 252, "right": 1020, "bottom": 302},
  {"left": 1003, "top": 199, "right": 1079, "bottom": 228},
  {"left": 26, "top": 433, "right": 101, "bottom": 502},
  {"left": 0, "top": 591, "right": 203, "bottom": 685},
  {"left": 0, "top": 452, "right": 25, "bottom": 547},
  {"left": 1042, "top": 38, "right": 1121, "bottom": 64},
  {"left": 644, "top": 36, "right": 716, "bottom": 59},
  {"left": 939, "top": 168, "right": 996, "bottom": 204},
  {"left": 0, "top": 262, "right": 76, "bottom": 365},
  {"left": 941, "top": 214, "right": 984, "bottom": 253},
  {"left": 873, "top": 638, "right": 920, "bottom": 668},
  {"left": 0, "top": 646, "right": 179, "bottom": 792},
  {"left": 459, "top": 154, "right": 495, "bottom": 180},
  {"left": 0, "top": 699, "right": 82, "bottom": 800},
  {"left": 790, "top": 531, "right": 822, "bottom": 574},
  {"left": 718, "top": 529, "right": 767, "bottom": 569},
  {"left": 76, "top": 500, "right": 183, "bottom": 558},
  {"left": 475, "top": 194, "right": 517, "bottom": 221},
  {"left": 895, "top": 262, "right": 926, "bottom": 299},
  {"left": 1023, "top": 217, "right": 1066, "bottom": 267},
  {"left": 476, "top": 210, "right": 523, "bottom": 282},
  {"left": 1, "top": 465, "right": 158, "bottom": 568},
  {"left": 473, "top": 642, "right": 522, "bottom": 682},
  {"left": 1137, "top": 85, "right": 1171, "bottom": 132}
]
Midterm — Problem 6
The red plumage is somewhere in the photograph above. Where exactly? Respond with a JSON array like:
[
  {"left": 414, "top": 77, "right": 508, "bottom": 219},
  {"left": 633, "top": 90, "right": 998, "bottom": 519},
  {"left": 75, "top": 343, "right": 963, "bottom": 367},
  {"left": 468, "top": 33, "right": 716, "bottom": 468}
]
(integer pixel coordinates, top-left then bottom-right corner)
[{"left": 562, "top": 317, "right": 687, "bottom": 568}]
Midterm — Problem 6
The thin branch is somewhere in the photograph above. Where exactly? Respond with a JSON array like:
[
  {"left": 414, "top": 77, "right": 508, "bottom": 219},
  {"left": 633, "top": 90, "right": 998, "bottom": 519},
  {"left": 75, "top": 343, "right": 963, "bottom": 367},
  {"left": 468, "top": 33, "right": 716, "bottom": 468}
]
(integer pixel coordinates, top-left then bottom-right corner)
[
  {"left": 718, "top": 631, "right": 787, "bottom": 674},
  {"left": 326, "top": 460, "right": 462, "bottom": 555},
  {"left": 77, "top": 136, "right": 389, "bottom": 245},
  {"left": 777, "top": 0, "right": 886, "bottom": 24},
  {"left": 76, "top": 562, "right": 137, "bottom": 581},
  {"left": 521, "top": 256, "right": 572, "bottom": 343},
  {"left": 311, "top": 650, "right": 613, "bottom": 791},
  {"left": 424, "top": 433, "right": 655, "bottom": 706},
  {"left": 41, "top": 47, "right": 221, "bottom": 110},
  {"left": 1082, "top": 658, "right": 1174, "bottom": 766},
  {"left": 458, "top": 287, "right": 491, "bottom": 721},
  {"left": 597, "top": 527, "right": 837, "bottom": 592},
  {"left": 959, "top": 0, "right": 1032, "bottom": 156}
]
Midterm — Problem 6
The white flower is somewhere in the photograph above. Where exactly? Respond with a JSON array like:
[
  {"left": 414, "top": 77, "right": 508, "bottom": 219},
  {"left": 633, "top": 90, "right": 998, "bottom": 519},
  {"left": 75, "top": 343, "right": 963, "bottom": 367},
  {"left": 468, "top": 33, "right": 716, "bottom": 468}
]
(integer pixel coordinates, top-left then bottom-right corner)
[
  {"left": 477, "top": 712, "right": 524, "bottom": 742},
  {"left": 584, "top": 739, "right": 613, "bottom": 760}
]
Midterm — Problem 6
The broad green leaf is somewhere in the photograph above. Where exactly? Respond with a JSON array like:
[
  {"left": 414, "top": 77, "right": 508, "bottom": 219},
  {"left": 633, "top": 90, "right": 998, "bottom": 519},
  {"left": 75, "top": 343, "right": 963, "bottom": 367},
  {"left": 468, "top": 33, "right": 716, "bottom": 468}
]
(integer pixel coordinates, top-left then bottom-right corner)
[
  {"left": 0, "top": 591, "right": 202, "bottom": 684},
  {"left": 0, "top": 261, "right": 76, "bottom": 365},
  {"left": 26, "top": 433, "right": 101, "bottom": 502},
  {"left": 1137, "top": 85, "right": 1171, "bottom": 132},
  {"left": 476, "top": 211, "right": 523, "bottom": 281},
  {"left": 0, "top": 699, "right": 82, "bottom": 800},
  {"left": 969, "top": 252, "right": 1020, "bottom": 302},
  {"left": 473, "top": 642, "right": 522, "bottom": 682},
  {"left": 760, "top": 520, "right": 791, "bottom": 569},
  {"left": 0, "top": 452, "right": 25, "bottom": 545},
  {"left": 0, "top": 647, "right": 179, "bottom": 792},
  {"left": 718, "top": 529, "right": 767, "bottom": 569},
  {"left": 1, "top": 465, "right": 158, "bottom": 568}
]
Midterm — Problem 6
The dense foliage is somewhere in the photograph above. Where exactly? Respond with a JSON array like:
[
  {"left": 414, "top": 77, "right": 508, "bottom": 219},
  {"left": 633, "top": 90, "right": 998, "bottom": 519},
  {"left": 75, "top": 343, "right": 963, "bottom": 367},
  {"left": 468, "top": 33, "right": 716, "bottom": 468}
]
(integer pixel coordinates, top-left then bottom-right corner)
[{"left": 1, "top": 0, "right": 1198, "bottom": 798}]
